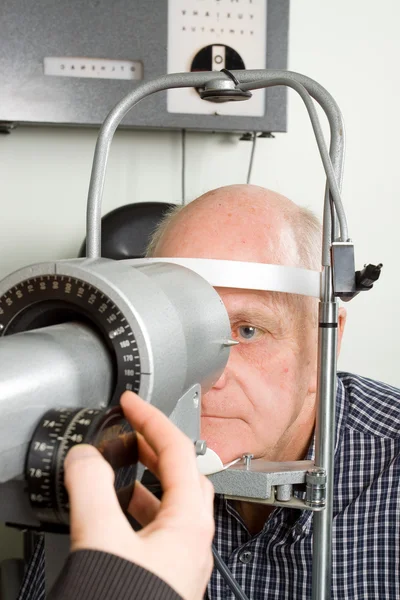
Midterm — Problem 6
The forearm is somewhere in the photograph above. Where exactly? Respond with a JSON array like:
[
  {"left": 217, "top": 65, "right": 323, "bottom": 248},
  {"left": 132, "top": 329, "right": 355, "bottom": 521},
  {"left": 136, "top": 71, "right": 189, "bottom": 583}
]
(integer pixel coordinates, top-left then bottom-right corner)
[{"left": 48, "top": 550, "right": 183, "bottom": 600}]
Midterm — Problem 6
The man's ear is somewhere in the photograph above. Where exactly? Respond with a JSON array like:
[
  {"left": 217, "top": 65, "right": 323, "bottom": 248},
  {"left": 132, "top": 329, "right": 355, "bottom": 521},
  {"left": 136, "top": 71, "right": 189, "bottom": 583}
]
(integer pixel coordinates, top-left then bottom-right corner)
[{"left": 337, "top": 306, "right": 347, "bottom": 357}]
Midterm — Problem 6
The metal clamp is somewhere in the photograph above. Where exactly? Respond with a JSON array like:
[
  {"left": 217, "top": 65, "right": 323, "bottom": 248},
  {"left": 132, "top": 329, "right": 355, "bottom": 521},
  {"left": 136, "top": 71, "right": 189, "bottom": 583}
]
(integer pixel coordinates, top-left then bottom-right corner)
[{"left": 305, "top": 468, "right": 326, "bottom": 509}]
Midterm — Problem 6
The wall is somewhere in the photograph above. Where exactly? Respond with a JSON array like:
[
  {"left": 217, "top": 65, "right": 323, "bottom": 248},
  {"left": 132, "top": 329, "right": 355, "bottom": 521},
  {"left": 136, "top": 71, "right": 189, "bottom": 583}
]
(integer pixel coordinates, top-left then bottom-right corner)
[{"left": 0, "top": 0, "right": 399, "bottom": 563}]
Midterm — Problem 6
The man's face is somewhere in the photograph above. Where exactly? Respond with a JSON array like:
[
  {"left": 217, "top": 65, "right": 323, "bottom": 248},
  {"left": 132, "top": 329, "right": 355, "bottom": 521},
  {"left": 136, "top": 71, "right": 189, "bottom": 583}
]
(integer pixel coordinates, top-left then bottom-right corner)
[
  {"left": 154, "top": 190, "right": 318, "bottom": 463},
  {"left": 200, "top": 288, "right": 317, "bottom": 463}
]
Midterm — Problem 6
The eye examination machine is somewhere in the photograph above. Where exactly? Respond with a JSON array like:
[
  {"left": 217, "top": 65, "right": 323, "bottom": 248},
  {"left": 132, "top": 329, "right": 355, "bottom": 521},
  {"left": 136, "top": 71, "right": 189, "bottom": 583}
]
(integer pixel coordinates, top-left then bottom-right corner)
[{"left": 0, "top": 2, "right": 383, "bottom": 599}]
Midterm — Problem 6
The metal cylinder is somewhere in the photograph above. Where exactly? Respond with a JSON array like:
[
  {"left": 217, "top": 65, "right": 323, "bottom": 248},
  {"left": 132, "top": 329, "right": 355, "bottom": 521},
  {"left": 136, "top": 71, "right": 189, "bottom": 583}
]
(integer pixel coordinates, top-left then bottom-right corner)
[
  {"left": 312, "top": 296, "right": 338, "bottom": 600},
  {"left": 276, "top": 484, "right": 292, "bottom": 502},
  {"left": 0, "top": 322, "right": 113, "bottom": 482},
  {"left": 306, "top": 469, "right": 327, "bottom": 508}
]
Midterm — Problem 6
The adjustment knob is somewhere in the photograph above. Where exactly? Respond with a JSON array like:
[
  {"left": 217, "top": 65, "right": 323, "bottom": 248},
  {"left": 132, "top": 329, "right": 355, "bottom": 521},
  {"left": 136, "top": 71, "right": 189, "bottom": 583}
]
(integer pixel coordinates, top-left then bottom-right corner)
[
  {"left": 26, "top": 406, "right": 138, "bottom": 531},
  {"left": 191, "top": 44, "right": 245, "bottom": 97}
]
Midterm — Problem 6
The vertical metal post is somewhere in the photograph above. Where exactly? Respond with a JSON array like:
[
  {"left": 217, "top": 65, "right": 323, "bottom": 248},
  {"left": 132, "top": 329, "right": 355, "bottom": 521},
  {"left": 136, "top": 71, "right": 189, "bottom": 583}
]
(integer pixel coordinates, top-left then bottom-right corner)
[{"left": 312, "top": 269, "right": 338, "bottom": 600}]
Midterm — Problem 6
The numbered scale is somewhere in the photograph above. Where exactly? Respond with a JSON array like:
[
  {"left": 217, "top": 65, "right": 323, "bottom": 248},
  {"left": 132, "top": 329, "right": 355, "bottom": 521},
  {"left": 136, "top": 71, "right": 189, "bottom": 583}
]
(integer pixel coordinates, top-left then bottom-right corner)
[
  {"left": 0, "top": 272, "right": 141, "bottom": 402},
  {"left": 26, "top": 405, "right": 138, "bottom": 530},
  {"left": 0, "top": 260, "right": 145, "bottom": 529}
]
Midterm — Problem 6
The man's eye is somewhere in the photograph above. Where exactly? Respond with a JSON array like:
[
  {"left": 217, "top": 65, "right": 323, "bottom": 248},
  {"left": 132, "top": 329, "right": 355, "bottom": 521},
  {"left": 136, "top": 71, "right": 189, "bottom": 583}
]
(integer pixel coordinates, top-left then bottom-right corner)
[{"left": 237, "top": 325, "right": 261, "bottom": 341}]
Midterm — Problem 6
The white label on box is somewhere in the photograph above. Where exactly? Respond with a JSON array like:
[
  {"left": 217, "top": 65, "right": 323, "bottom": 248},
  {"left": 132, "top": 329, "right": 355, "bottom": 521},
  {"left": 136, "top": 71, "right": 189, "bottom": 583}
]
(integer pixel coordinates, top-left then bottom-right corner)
[
  {"left": 43, "top": 57, "right": 143, "bottom": 81},
  {"left": 167, "top": 0, "right": 267, "bottom": 117}
]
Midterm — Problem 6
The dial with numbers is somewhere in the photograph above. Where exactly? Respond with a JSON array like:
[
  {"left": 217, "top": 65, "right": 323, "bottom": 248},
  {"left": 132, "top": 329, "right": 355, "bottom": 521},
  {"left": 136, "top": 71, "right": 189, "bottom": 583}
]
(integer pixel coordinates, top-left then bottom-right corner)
[
  {"left": 0, "top": 257, "right": 231, "bottom": 522},
  {"left": 26, "top": 406, "right": 138, "bottom": 529},
  {"left": 0, "top": 274, "right": 141, "bottom": 402}
]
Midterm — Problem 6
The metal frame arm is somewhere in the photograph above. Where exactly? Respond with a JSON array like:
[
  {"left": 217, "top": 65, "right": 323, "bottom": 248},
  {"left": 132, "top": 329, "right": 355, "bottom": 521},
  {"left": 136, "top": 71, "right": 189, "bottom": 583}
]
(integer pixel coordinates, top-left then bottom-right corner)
[{"left": 86, "top": 69, "right": 345, "bottom": 267}]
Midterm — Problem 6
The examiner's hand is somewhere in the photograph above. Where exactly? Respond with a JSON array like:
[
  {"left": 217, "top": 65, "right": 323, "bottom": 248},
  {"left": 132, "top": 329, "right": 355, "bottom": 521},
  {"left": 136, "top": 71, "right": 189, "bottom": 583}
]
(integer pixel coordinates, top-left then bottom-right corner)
[{"left": 63, "top": 392, "right": 215, "bottom": 600}]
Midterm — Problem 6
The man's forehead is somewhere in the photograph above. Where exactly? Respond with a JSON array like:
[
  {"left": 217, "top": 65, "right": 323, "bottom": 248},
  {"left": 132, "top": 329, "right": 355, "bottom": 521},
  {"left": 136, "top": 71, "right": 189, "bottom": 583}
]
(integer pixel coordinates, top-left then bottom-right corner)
[
  {"left": 215, "top": 287, "right": 288, "bottom": 316},
  {"left": 156, "top": 205, "right": 296, "bottom": 267}
]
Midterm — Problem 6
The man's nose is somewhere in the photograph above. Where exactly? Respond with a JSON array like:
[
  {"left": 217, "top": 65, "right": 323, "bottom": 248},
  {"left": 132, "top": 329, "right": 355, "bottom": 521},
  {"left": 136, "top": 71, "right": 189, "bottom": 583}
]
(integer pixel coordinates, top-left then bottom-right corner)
[{"left": 212, "top": 369, "right": 228, "bottom": 390}]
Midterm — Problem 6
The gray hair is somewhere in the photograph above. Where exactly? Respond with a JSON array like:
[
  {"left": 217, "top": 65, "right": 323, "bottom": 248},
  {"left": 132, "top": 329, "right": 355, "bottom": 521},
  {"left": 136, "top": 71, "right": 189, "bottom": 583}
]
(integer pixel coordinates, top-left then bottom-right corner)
[
  {"left": 288, "top": 206, "right": 322, "bottom": 272},
  {"left": 146, "top": 204, "right": 183, "bottom": 257}
]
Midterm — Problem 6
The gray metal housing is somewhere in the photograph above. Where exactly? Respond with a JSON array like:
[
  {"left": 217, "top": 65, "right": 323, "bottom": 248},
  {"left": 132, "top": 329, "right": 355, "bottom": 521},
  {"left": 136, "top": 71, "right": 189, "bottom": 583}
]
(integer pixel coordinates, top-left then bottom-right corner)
[
  {"left": 0, "top": 0, "right": 289, "bottom": 132},
  {"left": 0, "top": 258, "right": 231, "bottom": 483}
]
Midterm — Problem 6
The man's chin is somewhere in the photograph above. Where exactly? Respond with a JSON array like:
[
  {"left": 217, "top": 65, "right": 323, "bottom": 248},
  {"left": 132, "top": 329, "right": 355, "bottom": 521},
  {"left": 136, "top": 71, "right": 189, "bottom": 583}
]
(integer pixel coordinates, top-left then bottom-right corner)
[{"left": 201, "top": 417, "right": 251, "bottom": 464}]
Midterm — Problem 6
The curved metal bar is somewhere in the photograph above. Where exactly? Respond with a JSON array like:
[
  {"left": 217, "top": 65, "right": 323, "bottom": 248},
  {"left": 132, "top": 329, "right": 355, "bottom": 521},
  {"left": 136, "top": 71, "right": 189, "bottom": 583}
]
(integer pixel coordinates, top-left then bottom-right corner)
[
  {"left": 239, "top": 70, "right": 346, "bottom": 260},
  {"left": 240, "top": 77, "right": 347, "bottom": 260},
  {"left": 86, "top": 69, "right": 345, "bottom": 264}
]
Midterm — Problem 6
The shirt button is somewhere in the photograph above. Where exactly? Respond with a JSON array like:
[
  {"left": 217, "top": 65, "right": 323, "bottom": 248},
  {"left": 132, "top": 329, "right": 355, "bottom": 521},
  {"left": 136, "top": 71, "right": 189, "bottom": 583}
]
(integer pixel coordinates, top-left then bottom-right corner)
[
  {"left": 295, "top": 523, "right": 303, "bottom": 535},
  {"left": 239, "top": 550, "right": 253, "bottom": 564}
]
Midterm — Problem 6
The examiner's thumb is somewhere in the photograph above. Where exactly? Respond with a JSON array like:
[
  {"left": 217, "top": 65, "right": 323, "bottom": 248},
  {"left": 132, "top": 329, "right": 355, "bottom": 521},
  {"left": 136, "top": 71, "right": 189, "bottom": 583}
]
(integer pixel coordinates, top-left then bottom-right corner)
[{"left": 64, "top": 444, "right": 122, "bottom": 549}]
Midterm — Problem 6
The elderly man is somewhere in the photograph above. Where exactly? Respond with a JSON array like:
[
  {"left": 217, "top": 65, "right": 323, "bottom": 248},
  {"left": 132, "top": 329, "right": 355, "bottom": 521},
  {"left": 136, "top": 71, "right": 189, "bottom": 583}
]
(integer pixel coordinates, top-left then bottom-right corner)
[
  {"left": 19, "top": 185, "right": 400, "bottom": 600},
  {"left": 146, "top": 184, "right": 400, "bottom": 600}
]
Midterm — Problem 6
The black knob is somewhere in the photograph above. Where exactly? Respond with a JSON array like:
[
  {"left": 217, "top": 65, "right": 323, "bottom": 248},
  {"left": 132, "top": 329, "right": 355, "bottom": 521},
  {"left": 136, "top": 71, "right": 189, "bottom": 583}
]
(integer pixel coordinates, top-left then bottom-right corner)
[{"left": 26, "top": 406, "right": 138, "bottom": 532}]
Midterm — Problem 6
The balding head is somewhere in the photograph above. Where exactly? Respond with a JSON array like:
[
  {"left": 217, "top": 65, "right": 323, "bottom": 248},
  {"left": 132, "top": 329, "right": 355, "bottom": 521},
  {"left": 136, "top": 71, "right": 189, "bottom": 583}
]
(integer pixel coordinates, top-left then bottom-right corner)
[
  {"left": 147, "top": 185, "right": 321, "bottom": 272},
  {"left": 144, "top": 186, "right": 346, "bottom": 470},
  {"left": 145, "top": 185, "right": 331, "bottom": 467}
]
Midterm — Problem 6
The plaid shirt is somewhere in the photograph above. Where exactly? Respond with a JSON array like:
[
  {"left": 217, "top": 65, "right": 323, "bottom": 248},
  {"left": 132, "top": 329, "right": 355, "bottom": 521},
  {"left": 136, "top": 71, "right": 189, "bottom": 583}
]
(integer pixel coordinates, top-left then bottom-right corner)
[
  {"left": 18, "top": 372, "right": 400, "bottom": 600},
  {"left": 207, "top": 372, "right": 400, "bottom": 599}
]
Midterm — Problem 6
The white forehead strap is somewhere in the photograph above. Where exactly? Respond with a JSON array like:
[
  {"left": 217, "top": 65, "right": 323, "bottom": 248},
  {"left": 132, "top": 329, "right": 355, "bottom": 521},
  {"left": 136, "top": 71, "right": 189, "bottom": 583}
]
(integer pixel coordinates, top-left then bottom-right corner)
[{"left": 137, "top": 258, "right": 321, "bottom": 298}]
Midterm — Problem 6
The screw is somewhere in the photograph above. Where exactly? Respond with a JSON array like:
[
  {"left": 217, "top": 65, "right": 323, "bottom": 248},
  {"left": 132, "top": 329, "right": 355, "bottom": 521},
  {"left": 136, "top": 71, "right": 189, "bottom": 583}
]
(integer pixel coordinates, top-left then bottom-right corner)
[
  {"left": 223, "top": 339, "right": 240, "bottom": 347},
  {"left": 195, "top": 440, "right": 207, "bottom": 456},
  {"left": 243, "top": 453, "right": 254, "bottom": 470}
]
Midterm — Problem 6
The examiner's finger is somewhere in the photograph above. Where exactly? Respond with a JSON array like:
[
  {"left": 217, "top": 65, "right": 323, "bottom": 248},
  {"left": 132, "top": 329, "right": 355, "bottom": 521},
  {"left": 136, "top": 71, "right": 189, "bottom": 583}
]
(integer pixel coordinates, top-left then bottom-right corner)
[
  {"left": 136, "top": 433, "right": 159, "bottom": 475},
  {"left": 127, "top": 480, "right": 161, "bottom": 527},
  {"left": 120, "top": 392, "right": 203, "bottom": 510},
  {"left": 64, "top": 444, "right": 128, "bottom": 548}
]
